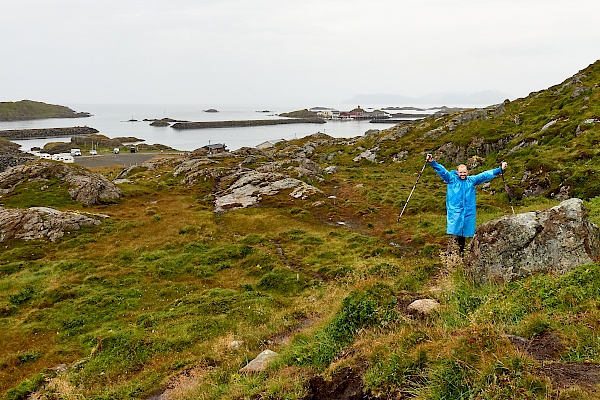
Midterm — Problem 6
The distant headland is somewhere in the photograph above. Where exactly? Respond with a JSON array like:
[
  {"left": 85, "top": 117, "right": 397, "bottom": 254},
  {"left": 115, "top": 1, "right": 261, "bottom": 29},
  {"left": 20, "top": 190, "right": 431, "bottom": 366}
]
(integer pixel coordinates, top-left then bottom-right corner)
[{"left": 0, "top": 100, "right": 91, "bottom": 121}]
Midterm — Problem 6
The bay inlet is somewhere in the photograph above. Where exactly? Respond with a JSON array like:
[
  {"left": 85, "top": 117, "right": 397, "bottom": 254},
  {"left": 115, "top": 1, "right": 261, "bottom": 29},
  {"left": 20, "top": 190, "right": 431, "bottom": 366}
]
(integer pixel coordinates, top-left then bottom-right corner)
[{"left": 0, "top": 103, "right": 423, "bottom": 152}]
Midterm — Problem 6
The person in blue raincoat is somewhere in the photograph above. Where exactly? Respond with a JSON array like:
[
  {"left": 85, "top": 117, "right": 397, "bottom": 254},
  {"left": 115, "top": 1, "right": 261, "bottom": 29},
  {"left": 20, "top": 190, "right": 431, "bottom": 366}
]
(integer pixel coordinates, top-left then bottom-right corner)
[{"left": 426, "top": 154, "right": 507, "bottom": 255}]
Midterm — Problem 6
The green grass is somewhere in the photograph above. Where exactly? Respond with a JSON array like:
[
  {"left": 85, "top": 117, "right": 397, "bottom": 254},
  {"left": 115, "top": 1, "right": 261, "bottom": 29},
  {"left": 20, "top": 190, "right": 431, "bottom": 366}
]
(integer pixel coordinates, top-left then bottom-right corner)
[
  {"left": 282, "top": 283, "right": 400, "bottom": 370},
  {"left": 4, "top": 61, "right": 600, "bottom": 398},
  {"left": 0, "top": 178, "right": 78, "bottom": 209}
]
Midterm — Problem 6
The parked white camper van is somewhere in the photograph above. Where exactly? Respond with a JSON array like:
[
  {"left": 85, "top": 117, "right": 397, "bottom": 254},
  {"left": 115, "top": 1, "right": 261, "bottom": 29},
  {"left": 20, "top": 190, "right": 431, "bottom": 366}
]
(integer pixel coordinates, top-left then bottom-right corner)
[
  {"left": 70, "top": 148, "right": 82, "bottom": 156},
  {"left": 52, "top": 154, "right": 75, "bottom": 163}
]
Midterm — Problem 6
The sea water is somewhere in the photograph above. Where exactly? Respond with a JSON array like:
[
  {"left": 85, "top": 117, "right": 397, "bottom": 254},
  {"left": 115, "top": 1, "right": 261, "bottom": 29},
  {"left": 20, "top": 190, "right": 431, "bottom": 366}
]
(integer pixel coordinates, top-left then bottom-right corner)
[{"left": 1, "top": 103, "right": 424, "bottom": 152}]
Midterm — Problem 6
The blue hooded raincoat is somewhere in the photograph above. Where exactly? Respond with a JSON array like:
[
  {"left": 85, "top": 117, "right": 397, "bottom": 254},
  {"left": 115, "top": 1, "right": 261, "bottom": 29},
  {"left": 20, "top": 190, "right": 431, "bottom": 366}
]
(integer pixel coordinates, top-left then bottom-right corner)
[{"left": 429, "top": 161, "right": 502, "bottom": 237}]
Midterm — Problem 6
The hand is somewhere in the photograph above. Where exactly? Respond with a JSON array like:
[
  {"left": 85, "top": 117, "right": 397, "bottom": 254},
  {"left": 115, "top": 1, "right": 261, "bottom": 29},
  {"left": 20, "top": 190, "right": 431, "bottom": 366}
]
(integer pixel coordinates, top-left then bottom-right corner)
[
  {"left": 426, "top": 153, "right": 433, "bottom": 163},
  {"left": 501, "top": 161, "right": 507, "bottom": 171}
]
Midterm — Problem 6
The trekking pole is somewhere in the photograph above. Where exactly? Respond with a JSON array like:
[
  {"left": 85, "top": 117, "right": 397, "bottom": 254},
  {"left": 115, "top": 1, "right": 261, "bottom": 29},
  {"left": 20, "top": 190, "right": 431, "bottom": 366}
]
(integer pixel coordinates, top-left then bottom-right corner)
[
  {"left": 500, "top": 165, "right": 515, "bottom": 215},
  {"left": 398, "top": 159, "right": 428, "bottom": 221}
]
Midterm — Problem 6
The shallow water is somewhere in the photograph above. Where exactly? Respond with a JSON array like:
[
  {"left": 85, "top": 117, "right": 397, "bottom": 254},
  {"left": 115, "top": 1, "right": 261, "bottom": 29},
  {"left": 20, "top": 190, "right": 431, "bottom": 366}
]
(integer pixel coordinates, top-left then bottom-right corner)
[{"left": 1, "top": 103, "right": 407, "bottom": 152}]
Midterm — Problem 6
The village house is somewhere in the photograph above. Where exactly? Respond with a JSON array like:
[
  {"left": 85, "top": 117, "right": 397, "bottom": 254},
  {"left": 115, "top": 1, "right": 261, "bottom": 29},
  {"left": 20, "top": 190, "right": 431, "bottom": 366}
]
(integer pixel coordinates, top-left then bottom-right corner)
[{"left": 202, "top": 143, "right": 228, "bottom": 154}]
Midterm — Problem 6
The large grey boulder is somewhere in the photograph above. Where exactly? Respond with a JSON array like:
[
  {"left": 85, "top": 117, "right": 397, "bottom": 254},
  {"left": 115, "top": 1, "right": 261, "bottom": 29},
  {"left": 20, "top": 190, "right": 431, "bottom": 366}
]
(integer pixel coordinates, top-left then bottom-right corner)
[
  {"left": 0, "top": 206, "right": 102, "bottom": 242},
  {"left": 465, "top": 198, "right": 600, "bottom": 282},
  {"left": 0, "top": 160, "right": 122, "bottom": 206}
]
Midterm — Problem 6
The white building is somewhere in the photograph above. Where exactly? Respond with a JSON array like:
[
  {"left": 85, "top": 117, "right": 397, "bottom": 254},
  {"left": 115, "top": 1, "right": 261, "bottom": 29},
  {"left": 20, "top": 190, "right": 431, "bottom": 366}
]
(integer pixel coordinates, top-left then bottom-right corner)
[{"left": 309, "top": 107, "right": 340, "bottom": 119}]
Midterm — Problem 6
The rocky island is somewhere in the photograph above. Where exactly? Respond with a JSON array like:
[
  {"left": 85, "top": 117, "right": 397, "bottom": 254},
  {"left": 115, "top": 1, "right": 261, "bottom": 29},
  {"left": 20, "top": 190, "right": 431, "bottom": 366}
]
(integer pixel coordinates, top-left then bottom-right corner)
[{"left": 0, "top": 100, "right": 91, "bottom": 121}]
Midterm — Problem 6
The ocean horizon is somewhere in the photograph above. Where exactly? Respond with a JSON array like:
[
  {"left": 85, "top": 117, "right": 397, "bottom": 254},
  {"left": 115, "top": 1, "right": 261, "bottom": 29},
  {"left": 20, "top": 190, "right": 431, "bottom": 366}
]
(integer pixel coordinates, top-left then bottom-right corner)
[{"left": 0, "top": 102, "right": 486, "bottom": 152}]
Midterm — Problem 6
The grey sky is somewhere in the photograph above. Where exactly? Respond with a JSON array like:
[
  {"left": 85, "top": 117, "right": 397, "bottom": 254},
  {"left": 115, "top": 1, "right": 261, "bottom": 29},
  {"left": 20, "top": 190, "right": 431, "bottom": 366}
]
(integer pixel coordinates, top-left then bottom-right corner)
[{"left": 2, "top": 0, "right": 599, "bottom": 107}]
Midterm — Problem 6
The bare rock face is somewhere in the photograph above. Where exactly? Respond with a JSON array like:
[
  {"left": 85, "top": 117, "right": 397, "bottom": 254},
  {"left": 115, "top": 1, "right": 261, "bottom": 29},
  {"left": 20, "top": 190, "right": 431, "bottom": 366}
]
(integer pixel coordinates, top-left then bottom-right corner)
[
  {"left": 465, "top": 198, "right": 600, "bottom": 282},
  {"left": 0, "top": 160, "right": 122, "bottom": 206},
  {"left": 172, "top": 156, "right": 325, "bottom": 213},
  {"left": 214, "top": 170, "right": 323, "bottom": 213},
  {"left": 0, "top": 206, "right": 101, "bottom": 242},
  {"left": 255, "top": 157, "right": 323, "bottom": 181}
]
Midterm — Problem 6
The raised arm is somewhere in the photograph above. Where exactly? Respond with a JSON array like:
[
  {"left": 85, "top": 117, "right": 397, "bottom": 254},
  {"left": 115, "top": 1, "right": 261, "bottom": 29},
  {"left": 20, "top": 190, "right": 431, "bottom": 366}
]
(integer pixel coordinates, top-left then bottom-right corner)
[
  {"left": 427, "top": 154, "right": 452, "bottom": 184},
  {"left": 471, "top": 162, "right": 507, "bottom": 185}
]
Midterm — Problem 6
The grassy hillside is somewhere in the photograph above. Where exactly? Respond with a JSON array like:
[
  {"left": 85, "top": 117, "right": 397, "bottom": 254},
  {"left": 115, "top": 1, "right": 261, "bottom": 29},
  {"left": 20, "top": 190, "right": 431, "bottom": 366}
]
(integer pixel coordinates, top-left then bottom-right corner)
[
  {"left": 387, "top": 61, "right": 600, "bottom": 203},
  {"left": 0, "top": 100, "right": 90, "bottom": 121},
  {"left": 2, "top": 61, "right": 600, "bottom": 399}
]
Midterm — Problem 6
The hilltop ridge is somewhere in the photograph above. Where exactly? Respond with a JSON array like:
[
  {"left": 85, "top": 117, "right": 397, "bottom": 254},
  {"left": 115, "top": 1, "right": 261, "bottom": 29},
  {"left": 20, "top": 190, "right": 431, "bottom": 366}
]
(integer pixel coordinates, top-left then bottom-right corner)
[{"left": 342, "top": 89, "right": 511, "bottom": 106}]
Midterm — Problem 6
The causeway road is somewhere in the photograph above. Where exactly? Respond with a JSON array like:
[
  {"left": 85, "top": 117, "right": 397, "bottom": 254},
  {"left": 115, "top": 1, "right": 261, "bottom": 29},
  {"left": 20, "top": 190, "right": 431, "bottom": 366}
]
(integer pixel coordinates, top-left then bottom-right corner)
[{"left": 73, "top": 152, "right": 183, "bottom": 168}]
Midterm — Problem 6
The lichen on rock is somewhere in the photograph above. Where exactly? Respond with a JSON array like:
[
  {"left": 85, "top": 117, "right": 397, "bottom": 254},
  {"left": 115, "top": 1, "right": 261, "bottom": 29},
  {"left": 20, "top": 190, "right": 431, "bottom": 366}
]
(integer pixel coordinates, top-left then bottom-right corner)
[
  {"left": 0, "top": 160, "right": 122, "bottom": 206},
  {"left": 465, "top": 198, "right": 600, "bottom": 282},
  {"left": 0, "top": 206, "right": 101, "bottom": 242}
]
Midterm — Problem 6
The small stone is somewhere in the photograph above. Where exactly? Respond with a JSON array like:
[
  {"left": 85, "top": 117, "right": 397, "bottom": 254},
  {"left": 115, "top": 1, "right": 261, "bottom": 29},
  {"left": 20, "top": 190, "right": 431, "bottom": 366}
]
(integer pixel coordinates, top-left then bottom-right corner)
[
  {"left": 51, "top": 364, "right": 68, "bottom": 374},
  {"left": 228, "top": 340, "right": 244, "bottom": 350},
  {"left": 239, "top": 349, "right": 278, "bottom": 374},
  {"left": 407, "top": 299, "right": 441, "bottom": 315}
]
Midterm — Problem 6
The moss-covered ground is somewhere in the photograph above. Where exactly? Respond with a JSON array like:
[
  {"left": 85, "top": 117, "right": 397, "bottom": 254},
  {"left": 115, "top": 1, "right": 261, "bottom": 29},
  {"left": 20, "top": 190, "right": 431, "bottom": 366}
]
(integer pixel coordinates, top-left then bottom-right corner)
[{"left": 2, "top": 61, "right": 600, "bottom": 399}]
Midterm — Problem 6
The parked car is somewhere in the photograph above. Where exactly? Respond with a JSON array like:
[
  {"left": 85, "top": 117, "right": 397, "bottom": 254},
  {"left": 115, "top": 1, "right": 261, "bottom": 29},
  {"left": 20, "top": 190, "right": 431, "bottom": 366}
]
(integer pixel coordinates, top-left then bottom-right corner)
[
  {"left": 114, "top": 148, "right": 120, "bottom": 154},
  {"left": 70, "top": 148, "right": 82, "bottom": 156},
  {"left": 90, "top": 149, "right": 97, "bottom": 156}
]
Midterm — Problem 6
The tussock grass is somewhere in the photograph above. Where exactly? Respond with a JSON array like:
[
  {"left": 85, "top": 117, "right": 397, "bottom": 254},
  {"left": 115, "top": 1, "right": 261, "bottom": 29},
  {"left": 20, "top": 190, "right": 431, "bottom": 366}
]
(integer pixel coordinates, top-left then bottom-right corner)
[{"left": 5, "top": 63, "right": 600, "bottom": 398}]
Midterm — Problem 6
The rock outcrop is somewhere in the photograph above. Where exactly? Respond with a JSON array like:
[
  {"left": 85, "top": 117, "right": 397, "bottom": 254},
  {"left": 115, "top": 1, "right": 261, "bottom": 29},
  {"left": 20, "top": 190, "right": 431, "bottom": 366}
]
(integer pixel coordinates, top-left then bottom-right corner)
[
  {"left": 465, "top": 198, "right": 600, "bottom": 282},
  {"left": 0, "top": 154, "right": 35, "bottom": 173},
  {"left": 0, "top": 140, "right": 35, "bottom": 172},
  {"left": 214, "top": 169, "right": 323, "bottom": 213},
  {"left": 353, "top": 147, "right": 378, "bottom": 163},
  {"left": 0, "top": 161, "right": 122, "bottom": 206},
  {"left": 0, "top": 206, "right": 101, "bottom": 242},
  {"left": 171, "top": 154, "right": 325, "bottom": 213},
  {"left": 256, "top": 157, "right": 324, "bottom": 181}
]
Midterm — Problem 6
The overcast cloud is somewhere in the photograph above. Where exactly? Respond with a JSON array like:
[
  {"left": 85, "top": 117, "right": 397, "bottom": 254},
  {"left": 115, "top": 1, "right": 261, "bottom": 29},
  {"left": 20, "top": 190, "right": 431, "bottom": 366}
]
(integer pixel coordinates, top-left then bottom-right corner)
[{"left": 1, "top": 0, "right": 599, "bottom": 107}]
